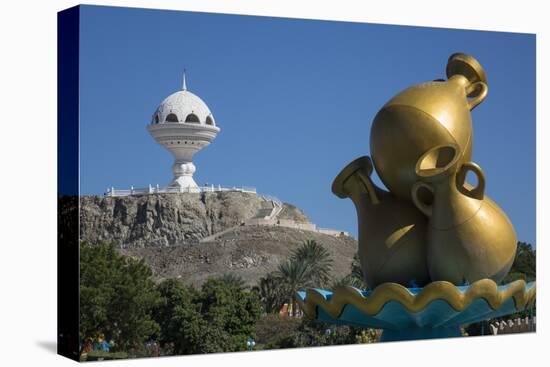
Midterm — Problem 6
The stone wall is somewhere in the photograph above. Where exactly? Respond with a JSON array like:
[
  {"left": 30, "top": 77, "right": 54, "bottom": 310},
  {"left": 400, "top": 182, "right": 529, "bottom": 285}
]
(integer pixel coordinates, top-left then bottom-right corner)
[{"left": 244, "top": 217, "right": 348, "bottom": 237}]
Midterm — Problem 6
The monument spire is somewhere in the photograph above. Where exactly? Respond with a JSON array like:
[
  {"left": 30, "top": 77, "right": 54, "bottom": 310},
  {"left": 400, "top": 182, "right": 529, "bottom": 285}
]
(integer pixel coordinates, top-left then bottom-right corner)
[{"left": 182, "top": 69, "right": 187, "bottom": 91}]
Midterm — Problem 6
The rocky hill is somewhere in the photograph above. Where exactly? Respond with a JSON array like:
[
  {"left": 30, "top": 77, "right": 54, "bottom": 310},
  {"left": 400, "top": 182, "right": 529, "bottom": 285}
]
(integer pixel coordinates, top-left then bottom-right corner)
[
  {"left": 120, "top": 226, "right": 357, "bottom": 286},
  {"left": 79, "top": 192, "right": 357, "bottom": 286}
]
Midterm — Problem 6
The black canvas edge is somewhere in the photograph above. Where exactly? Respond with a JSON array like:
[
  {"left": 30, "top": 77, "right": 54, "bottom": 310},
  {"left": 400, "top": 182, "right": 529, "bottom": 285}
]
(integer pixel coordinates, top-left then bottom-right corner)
[{"left": 58, "top": 5, "right": 81, "bottom": 362}]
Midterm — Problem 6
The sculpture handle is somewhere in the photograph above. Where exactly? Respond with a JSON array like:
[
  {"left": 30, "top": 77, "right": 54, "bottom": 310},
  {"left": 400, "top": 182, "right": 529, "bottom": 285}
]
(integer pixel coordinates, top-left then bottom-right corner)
[
  {"left": 411, "top": 181, "right": 434, "bottom": 217},
  {"left": 467, "top": 81, "right": 488, "bottom": 110},
  {"left": 457, "top": 162, "right": 486, "bottom": 200}
]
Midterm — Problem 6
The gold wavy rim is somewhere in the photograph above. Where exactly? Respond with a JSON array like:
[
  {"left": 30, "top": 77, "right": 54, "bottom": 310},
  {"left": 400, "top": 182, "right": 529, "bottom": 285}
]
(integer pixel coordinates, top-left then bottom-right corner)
[{"left": 297, "top": 279, "right": 536, "bottom": 319}]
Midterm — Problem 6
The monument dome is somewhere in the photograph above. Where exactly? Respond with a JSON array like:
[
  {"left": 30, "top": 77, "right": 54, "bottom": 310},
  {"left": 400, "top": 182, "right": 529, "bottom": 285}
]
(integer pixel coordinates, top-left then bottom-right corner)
[
  {"left": 147, "top": 73, "right": 220, "bottom": 189},
  {"left": 151, "top": 81, "right": 216, "bottom": 126}
]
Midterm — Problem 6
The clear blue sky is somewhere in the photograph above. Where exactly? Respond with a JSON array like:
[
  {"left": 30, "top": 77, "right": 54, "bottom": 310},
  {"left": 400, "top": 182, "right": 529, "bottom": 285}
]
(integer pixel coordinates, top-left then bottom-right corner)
[{"left": 79, "top": 5, "right": 536, "bottom": 246}]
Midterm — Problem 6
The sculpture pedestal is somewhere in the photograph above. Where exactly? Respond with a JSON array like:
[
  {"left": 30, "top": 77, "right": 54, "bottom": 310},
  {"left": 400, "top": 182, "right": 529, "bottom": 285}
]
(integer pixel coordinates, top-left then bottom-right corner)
[
  {"left": 170, "top": 161, "right": 198, "bottom": 188},
  {"left": 297, "top": 279, "right": 535, "bottom": 342}
]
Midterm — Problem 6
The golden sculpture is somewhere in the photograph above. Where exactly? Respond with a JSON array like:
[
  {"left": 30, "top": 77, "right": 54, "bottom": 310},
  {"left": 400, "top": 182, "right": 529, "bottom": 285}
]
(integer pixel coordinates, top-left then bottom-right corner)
[
  {"left": 370, "top": 53, "right": 487, "bottom": 201},
  {"left": 333, "top": 53, "right": 519, "bottom": 287},
  {"left": 332, "top": 156, "right": 429, "bottom": 287},
  {"left": 411, "top": 144, "right": 517, "bottom": 284}
]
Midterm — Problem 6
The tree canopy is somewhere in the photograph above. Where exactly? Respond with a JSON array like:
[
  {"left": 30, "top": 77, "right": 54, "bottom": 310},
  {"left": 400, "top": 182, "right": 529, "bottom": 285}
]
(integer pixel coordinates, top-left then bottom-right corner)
[
  {"left": 273, "top": 240, "right": 335, "bottom": 316},
  {"left": 80, "top": 243, "right": 262, "bottom": 356},
  {"left": 502, "top": 241, "right": 536, "bottom": 283},
  {"left": 290, "top": 239, "right": 333, "bottom": 287},
  {"left": 152, "top": 276, "right": 262, "bottom": 354},
  {"left": 252, "top": 273, "right": 287, "bottom": 314},
  {"left": 79, "top": 242, "right": 160, "bottom": 350}
]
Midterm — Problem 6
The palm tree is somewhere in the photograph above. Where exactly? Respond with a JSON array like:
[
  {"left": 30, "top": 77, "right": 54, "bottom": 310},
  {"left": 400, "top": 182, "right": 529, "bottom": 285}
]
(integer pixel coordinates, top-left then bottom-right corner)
[
  {"left": 330, "top": 274, "right": 366, "bottom": 290},
  {"left": 252, "top": 273, "right": 287, "bottom": 314},
  {"left": 330, "top": 253, "right": 368, "bottom": 290},
  {"left": 350, "top": 252, "right": 367, "bottom": 289},
  {"left": 276, "top": 259, "right": 315, "bottom": 317},
  {"left": 290, "top": 240, "right": 333, "bottom": 287}
]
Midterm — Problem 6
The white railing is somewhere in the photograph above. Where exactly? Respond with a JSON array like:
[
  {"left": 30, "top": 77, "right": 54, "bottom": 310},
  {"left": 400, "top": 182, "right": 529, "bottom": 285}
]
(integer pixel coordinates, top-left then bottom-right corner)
[
  {"left": 259, "top": 194, "right": 283, "bottom": 208},
  {"left": 105, "top": 184, "right": 257, "bottom": 197}
]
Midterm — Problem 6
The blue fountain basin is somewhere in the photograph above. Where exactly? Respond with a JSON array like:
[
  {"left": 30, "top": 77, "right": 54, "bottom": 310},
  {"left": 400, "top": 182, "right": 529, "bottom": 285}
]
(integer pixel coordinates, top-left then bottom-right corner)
[{"left": 297, "top": 279, "right": 535, "bottom": 341}]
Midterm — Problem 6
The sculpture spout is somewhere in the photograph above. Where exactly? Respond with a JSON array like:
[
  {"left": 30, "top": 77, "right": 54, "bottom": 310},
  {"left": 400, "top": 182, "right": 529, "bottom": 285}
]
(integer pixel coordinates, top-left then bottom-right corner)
[
  {"left": 332, "top": 156, "right": 382, "bottom": 204},
  {"left": 332, "top": 156, "right": 429, "bottom": 288}
]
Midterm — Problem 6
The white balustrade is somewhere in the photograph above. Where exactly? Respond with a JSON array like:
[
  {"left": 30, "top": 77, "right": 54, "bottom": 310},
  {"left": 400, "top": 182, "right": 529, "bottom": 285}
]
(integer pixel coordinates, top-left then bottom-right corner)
[{"left": 105, "top": 185, "right": 257, "bottom": 197}]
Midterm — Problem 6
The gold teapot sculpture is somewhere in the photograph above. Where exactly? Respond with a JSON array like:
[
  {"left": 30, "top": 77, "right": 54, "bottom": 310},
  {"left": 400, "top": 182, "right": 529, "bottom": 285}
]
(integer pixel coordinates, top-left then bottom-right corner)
[
  {"left": 411, "top": 144, "right": 517, "bottom": 285},
  {"left": 333, "top": 53, "right": 517, "bottom": 288},
  {"left": 332, "top": 156, "right": 429, "bottom": 288}
]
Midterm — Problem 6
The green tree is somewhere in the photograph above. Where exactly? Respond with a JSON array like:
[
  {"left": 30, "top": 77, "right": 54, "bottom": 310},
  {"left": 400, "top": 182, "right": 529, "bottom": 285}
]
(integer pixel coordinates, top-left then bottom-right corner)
[
  {"left": 350, "top": 252, "right": 366, "bottom": 287},
  {"left": 276, "top": 259, "right": 314, "bottom": 317},
  {"left": 331, "top": 273, "right": 365, "bottom": 289},
  {"left": 153, "top": 276, "right": 262, "bottom": 354},
  {"left": 254, "top": 314, "right": 302, "bottom": 349},
  {"left": 275, "top": 319, "right": 368, "bottom": 348},
  {"left": 198, "top": 277, "right": 262, "bottom": 351},
  {"left": 502, "top": 241, "right": 536, "bottom": 283},
  {"left": 276, "top": 240, "right": 335, "bottom": 316},
  {"left": 79, "top": 242, "right": 160, "bottom": 351},
  {"left": 252, "top": 272, "right": 287, "bottom": 314},
  {"left": 152, "top": 279, "right": 199, "bottom": 354},
  {"left": 290, "top": 240, "right": 333, "bottom": 287},
  {"left": 331, "top": 252, "right": 367, "bottom": 290},
  {"left": 219, "top": 273, "right": 248, "bottom": 291}
]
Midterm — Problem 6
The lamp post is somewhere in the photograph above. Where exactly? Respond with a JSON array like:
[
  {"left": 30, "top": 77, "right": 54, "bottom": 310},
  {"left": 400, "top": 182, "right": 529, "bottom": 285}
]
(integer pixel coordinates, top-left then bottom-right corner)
[{"left": 246, "top": 338, "right": 256, "bottom": 351}]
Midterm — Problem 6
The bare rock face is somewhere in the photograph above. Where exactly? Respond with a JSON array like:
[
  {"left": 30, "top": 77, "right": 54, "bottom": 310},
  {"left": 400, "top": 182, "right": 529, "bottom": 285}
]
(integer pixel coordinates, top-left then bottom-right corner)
[
  {"left": 80, "top": 192, "right": 266, "bottom": 248},
  {"left": 277, "top": 203, "right": 309, "bottom": 223}
]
